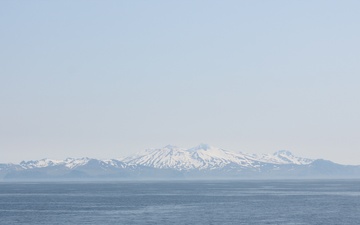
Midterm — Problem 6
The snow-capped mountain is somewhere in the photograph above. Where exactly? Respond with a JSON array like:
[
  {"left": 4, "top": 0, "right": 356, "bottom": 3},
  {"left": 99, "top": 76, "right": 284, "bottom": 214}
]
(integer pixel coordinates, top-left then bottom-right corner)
[
  {"left": 123, "top": 145, "right": 196, "bottom": 170},
  {"left": 187, "top": 144, "right": 260, "bottom": 169},
  {"left": 255, "top": 150, "right": 314, "bottom": 165},
  {"left": 1, "top": 144, "right": 359, "bottom": 180},
  {"left": 20, "top": 158, "right": 92, "bottom": 169},
  {"left": 19, "top": 158, "right": 130, "bottom": 170},
  {"left": 123, "top": 144, "right": 313, "bottom": 171}
]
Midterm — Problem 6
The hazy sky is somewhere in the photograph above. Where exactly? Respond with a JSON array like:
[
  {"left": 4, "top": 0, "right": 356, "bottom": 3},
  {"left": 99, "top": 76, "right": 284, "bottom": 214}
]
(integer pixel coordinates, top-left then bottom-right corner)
[{"left": 1, "top": 1, "right": 360, "bottom": 164}]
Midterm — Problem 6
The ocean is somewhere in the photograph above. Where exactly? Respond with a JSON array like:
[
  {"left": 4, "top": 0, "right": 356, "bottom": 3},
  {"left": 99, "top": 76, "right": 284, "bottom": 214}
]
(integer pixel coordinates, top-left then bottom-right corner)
[{"left": 0, "top": 180, "right": 359, "bottom": 225}]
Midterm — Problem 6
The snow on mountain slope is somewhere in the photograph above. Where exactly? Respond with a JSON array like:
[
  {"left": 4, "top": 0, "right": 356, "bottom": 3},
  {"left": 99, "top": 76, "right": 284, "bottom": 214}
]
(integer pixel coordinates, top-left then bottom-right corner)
[
  {"left": 123, "top": 145, "right": 201, "bottom": 170},
  {"left": 101, "top": 159, "right": 129, "bottom": 169},
  {"left": 256, "top": 150, "right": 313, "bottom": 165},
  {"left": 188, "top": 144, "right": 260, "bottom": 169},
  {"left": 19, "top": 158, "right": 131, "bottom": 170},
  {"left": 124, "top": 144, "right": 266, "bottom": 171},
  {"left": 20, "top": 158, "right": 92, "bottom": 169},
  {"left": 16, "top": 145, "right": 315, "bottom": 172}
]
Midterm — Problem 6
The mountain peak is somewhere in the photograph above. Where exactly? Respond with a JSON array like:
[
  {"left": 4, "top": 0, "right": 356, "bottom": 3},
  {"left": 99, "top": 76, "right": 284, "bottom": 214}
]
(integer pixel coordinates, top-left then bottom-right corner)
[
  {"left": 270, "top": 150, "right": 313, "bottom": 165},
  {"left": 190, "top": 143, "right": 212, "bottom": 151},
  {"left": 163, "top": 144, "right": 179, "bottom": 149},
  {"left": 274, "top": 150, "right": 294, "bottom": 156}
]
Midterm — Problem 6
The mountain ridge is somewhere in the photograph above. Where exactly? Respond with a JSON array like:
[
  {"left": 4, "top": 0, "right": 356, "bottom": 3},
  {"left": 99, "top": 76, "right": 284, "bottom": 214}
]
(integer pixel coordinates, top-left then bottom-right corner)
[{"left": 1, "top": 144, "right": 359, "bottom": 180}]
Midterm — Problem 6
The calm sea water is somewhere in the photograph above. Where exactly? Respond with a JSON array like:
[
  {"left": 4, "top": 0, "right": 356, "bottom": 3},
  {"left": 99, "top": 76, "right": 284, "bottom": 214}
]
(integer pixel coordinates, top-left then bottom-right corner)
[{"left": 0, "top": 180, "right": 359, "bottom": 225}]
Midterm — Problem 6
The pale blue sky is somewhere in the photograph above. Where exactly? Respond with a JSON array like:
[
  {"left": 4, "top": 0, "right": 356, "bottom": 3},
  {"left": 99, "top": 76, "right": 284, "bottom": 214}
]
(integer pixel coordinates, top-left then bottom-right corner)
[{"left": 1, "top": 1, "right": 360, "bottom": 164}]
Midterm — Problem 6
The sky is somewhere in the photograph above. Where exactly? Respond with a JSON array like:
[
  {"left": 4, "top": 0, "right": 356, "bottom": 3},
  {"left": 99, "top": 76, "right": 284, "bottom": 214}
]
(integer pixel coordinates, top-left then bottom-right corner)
[{"left": 1, "top": 1, "right": 360, "bottom": 165}]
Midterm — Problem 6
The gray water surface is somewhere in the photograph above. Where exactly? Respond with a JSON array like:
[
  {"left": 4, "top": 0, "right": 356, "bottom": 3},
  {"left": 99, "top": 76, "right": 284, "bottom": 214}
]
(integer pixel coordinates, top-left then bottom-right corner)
[{"left": 0, "top": 180, "right": 359, "bottom": 225}]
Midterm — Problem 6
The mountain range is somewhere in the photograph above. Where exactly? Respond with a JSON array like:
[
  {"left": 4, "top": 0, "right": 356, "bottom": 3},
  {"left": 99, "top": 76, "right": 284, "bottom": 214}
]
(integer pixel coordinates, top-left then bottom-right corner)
[{"left": 1, "top": 144, "right": 359, "bottom": 180}]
